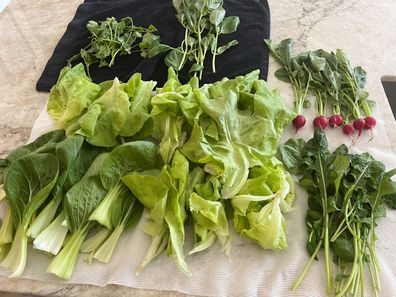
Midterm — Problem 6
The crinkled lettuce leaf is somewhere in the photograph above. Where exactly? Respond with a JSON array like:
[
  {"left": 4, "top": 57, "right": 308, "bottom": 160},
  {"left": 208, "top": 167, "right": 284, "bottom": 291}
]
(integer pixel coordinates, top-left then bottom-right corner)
[{"left": 47, "top": 64, "right": 101, "bottom": 128}]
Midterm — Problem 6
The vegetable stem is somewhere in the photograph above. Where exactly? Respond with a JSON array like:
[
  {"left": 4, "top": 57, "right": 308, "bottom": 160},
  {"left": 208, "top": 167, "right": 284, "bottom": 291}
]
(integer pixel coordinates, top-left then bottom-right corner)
[
  {"left": 0, "top": 225, "right": 28, "bottom": 277},
  {"left": 292, "top": 238, "right": 323, "bottom": 290},
  {"left": 47, "top": 225, "right": 88, "bottom": 279},
  {"left": 336, "top": 230, "right": 359, "bottom": 297}
]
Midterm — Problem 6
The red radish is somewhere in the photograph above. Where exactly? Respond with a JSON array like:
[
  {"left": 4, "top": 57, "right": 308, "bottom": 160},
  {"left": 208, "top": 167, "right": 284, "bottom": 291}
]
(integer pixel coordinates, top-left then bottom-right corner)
[
  {"left": 313, "top": 116, "right": 329, "bottom": 129},
  {"left": 343, "top": 124, "right": 355, "bottom": 136},
  {"left": 293, "top": 115, "right": 306, "bottom": 133},
  {"left": 364, "top": 116, "right": 376, "bottom": 129},
  {"left": 353, "top": 118, "right": 366, "bottom": 137},
  {"left": 329, "top": 115, "right": 343, "bottom": 127}
]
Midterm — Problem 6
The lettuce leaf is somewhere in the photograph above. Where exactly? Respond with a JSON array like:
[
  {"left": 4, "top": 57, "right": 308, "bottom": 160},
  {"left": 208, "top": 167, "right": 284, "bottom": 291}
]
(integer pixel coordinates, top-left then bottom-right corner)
[{"left": 47, "top": 64, "right": 101, "bottom": 127}]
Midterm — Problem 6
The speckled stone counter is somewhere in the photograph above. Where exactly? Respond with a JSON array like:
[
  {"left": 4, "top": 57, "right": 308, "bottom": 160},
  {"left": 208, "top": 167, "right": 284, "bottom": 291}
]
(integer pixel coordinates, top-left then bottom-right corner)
[{"left": 0, "top": 0, "right": 395, "bottom": 296}]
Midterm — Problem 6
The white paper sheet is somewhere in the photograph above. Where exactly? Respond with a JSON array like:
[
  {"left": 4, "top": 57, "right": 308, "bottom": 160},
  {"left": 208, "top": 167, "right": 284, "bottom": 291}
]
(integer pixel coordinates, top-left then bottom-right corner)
[{"left": 1, "top": 104, "right": 396, "bottom": 297}]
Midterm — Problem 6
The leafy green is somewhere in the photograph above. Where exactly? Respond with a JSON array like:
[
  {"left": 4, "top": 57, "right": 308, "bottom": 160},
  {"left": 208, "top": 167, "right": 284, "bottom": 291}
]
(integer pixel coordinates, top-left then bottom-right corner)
[
  {"left": 1, "top": 153, "right": 59, "bottom": 277},
  {"left": 122, "top": 150, "right": 190, "bottom": 274},
  {"left": 189, "top": 190, "right": 230, "bottom": 255},
  {"left": 47, "top": 65, "right": 100, "bottom": 127},
  {"left": 47, "top": 175, "right": 107, "bottom": 279},
  {"left": 89, "top": 141, "right": 159, "bottom": 229},
  {"left": 158, "top": 0, "right": 240, "bottom": 78},
  {"left": 93, "top": 189, "right": 143, "bottom": 263},
  {"left": 232, "top": 162, "right": 294, "bottom": 250},
  {"left": 27, "top": 136, "right": 102, "bottom": 239},
  {"left": 75, "top": 78, "right": 130, "bottom": 147},
  {"left": 280, "top": 129, "right": 396, "bottom": 296},
  {"left": 119, "top": 73, "right": 156, "bottom": 138},
  {"left": 68, "top": 17, "right": 162, "bottom": 75},
  {"left": 266, "top": 38, "right": 375, "bottom": 126},
  {"left": 5, "top": 130, "right": 65, "bottom": 165}
]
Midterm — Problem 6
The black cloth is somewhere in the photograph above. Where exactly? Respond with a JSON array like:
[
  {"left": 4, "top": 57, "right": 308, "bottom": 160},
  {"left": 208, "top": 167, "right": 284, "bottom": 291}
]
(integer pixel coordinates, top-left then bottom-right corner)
[{"left": 36, "top": 0, "right": 270, "bottom": 91}]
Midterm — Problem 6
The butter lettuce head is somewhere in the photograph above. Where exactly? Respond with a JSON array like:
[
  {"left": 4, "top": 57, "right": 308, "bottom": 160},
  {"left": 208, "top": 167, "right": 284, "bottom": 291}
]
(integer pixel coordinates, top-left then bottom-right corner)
[
  {"left": 241, "top": 197, "right": 287, "bottom": 250},
  {"left": 122, "top": 150, "right": 190, "bottom": 275},
  {"left": 47, "top": 64, "right": 101, "bottom": 128},
  {"left": 76, "top": 78, "right": 130, "bottom": 147},
  {"left": 232, "top": 162, "right": 294, "bottom": 250}
]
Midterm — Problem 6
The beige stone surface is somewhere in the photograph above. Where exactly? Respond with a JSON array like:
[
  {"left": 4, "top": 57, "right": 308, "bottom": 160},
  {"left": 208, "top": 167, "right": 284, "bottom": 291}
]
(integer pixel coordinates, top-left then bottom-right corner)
[
  {"left": 0, "top": 0, "right": 82, "bottom": 157},
  {"left": 0, "top": 0, "right": 395, "bottom": 296}
]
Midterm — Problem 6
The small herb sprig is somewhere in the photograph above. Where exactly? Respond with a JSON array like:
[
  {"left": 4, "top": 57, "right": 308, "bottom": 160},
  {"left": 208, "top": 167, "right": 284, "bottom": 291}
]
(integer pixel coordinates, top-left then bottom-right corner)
[
  {"left": 68, "top": 17, "right": 166, "bottom": 76},
  {"left": 164, "top": 0, "right": 240, "bottom": 78}
]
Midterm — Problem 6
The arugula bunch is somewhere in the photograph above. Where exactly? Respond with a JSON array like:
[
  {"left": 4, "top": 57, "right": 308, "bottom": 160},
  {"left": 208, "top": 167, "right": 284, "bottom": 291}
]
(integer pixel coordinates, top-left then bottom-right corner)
[{"left": 279, "top": 129, "right": 396, "bottom": 296}]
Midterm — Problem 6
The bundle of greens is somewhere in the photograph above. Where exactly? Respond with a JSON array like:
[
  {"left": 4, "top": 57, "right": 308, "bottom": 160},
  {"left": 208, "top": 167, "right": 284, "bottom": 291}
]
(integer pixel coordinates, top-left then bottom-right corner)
[
  {"left": 68, "top": 17, "right": 166, "bottom": 75},
  {"left": 265, "top": 39, "right": 376, "bottom": 137},
  {"left": 0, "top": 130, "right": 151, "bottom": 279},
  {"left": 71, "top": 1, "right": 240, "bottom": 81},
  {"left": 0, "top": 63, "right": 296, "bottom": 279},
  {"left": 162, "top": 0, "right": 240, "bottom": 78},
  {"left": 278, "top": 129, "right": 396, "bottom": 296}
]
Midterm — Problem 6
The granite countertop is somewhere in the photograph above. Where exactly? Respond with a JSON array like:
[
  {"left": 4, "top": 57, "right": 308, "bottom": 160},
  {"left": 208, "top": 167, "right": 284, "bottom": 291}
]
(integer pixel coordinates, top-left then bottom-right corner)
[{"left": 0, "top": 0, "right": 395, "bottom": 296}]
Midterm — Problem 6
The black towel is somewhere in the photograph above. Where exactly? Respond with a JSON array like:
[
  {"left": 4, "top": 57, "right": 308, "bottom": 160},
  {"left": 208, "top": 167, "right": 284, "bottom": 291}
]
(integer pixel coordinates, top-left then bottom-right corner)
[{"left": 36, "top": 0, "right": 270, "bottom": 91}]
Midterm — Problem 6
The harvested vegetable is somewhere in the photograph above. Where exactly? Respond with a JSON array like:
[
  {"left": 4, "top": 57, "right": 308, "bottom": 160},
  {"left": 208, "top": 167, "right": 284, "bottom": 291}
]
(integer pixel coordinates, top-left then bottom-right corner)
[
  {"left": 264, "top": 39, "right": 311, "bottom": 132},
  {"left": 162, "top": 0, "right": 240, "bottom": 78},
  {"left": 1, "top": 154, "right": 59, "bottom": 277},
  {"left": 265, "top": 39, "right": 375, "bottom": 136},
  {"left": 68, "top": 17, "right": 165, "bottom": 75},
  {"left": 279, "top": 128, "right": 396, "bottom": 296},
  {"left": 0, "top": 63, "right": 295, "bottom": 279}
]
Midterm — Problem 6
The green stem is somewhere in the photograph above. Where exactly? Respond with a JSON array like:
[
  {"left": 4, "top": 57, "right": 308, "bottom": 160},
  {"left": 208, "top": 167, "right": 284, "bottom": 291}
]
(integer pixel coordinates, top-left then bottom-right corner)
[
  {"left": 292, "top": 238, "right": 323, "bottom": 290},
  {"left": 324, "top": 211, "right": 333, "bottom": 295},
  {"left": 178, "top": 28, "right": 189, "bottom": 71},
  {"left": 211, "top": 30, "right": 219, "bottom": 73},
  {"left": 89, "top": 183, "right": 123, "bottom": 229},
  {"left": 0, "top": 225, "right": 28, "bottom": 277},
  {"left": 0, "top": 206, "right": 13, "bottom": 245},
  {"left": 94, "top": 224, "right": 124, "bottom": 263},
  {"left": 109, "top": 48, "right": 121, "bottom": 68},
  {"left": 336, "top": 229, "right": 359, "bottom": 297},
  {"left": 330, "top": 218, "right": 347, "bottom": 242},
  {"left": 357, "top": 226, "right": 365, "bottom": 297},
  {"left": 47, "top": 225, "right": 88, "bottom": 279}
]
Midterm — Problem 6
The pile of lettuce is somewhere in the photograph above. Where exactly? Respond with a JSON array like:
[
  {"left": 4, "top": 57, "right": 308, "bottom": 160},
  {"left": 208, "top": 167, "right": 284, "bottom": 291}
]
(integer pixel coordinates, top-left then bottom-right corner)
[{"left": 0, "top": 63, "right": 295, "bottom": 279}]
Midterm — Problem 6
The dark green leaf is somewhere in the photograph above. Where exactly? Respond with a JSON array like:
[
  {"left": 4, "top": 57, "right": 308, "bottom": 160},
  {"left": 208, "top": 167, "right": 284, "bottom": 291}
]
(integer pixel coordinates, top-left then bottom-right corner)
[
  {"left": 100, "top": 141, "right": 159, "bottom": 189},
  {"left": 274, "top": 68, "right": 291, "bottom": 83},
  {"left": 209, "top": 7, "right": 225, "bottom": 26},
  {"left": 277, "top": 138, "right": 306, "bottom": 174},
  {"left": 165, "top": 49, "right": 186, "bottom": 70},
  {"left": 216, "top": 40, "right": 238, "bottom": 55},
  {"left": 332, "top": 238, "right": 354, "bottom": 263},
  {"left": 220, "top": 16, "right": 240, "bottom": 34},
  {"left": 189, "top": 63, "right": 204, "bottom": 73},
  {"left": 65, "top": 175, "right": 107, "bottom": 232},
  {"left": 6, "top": 130, "right": 65, "bottom": 164},
  {"left": 5, "top": 153, "right": 59, "bottom": 226}
]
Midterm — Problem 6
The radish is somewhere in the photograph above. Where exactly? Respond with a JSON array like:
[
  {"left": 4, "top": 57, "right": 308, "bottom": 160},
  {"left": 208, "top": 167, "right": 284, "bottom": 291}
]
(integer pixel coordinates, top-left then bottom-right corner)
[
  {"left": 364, "top": 116, "right": 376, "bottom": 130},
  {"left": 313, "top": 116, "right": 328, "bottom": 130},
  {"left": 329, "top": 115, "right": 343, "bottom": 127},
  {"left": 353, "top": 118, "right": 365, "bottom": 137},
  {"left": 343, "top": 124, "right": 355, "bottom": 136},
  {"left": 293, "top": 115, "right": 306, "bottom": 133}
]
